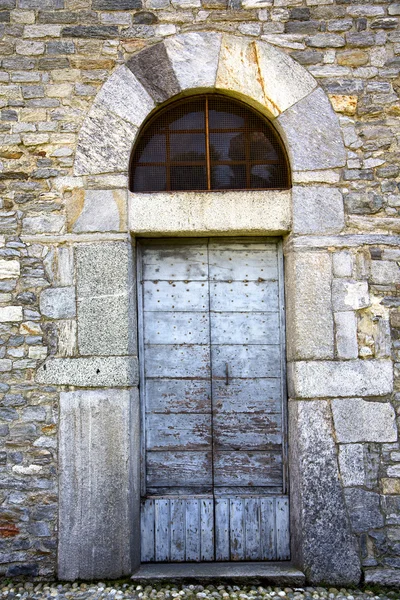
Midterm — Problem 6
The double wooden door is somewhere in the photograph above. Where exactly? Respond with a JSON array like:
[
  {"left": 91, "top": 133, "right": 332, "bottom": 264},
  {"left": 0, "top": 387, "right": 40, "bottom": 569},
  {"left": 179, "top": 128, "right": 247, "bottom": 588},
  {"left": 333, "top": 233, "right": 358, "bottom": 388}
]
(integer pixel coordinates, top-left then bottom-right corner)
[{"left": 137, "top": 238, "right": 289, "bottom": 562}]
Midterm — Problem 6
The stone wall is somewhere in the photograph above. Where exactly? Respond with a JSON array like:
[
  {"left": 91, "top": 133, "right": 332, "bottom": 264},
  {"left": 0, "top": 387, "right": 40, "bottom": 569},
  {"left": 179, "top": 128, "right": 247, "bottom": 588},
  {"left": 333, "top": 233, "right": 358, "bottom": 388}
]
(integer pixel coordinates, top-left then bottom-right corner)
[{"left": 0, "top": 0, "right": 400, "bottom": 586}]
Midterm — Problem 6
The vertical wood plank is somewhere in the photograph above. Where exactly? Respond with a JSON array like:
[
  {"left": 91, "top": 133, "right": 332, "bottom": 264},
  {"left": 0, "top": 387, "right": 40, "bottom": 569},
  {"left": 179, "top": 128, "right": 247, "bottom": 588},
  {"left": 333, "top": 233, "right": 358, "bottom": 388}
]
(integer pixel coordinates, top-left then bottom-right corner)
[
  {"left": 200, "top": 498, "right": 214, "bottom": 561},
  {"left": 170, "top": 499, "right": 185, "bottom": 562},
  {"left": 186, "top": 499, "right": 201, "bottom": 562},
  {"left": 245, "top": 498, "right": 261, "bottom": 560},
  {"left": 155, "top": 499, "right": 170, "bottom": 562},
  {"left": 276, "top": 497, "right": 290, "bottom": 560},
  {"left": 141, "top": 499, "right": 155, "bottom": 562},
  {"left": 261, "top": 497, "right": 276, "bottom": 560},
  {"left": 230, "top": 498, "right": 245, "bottom": 561},
  {"left": 215, "top": 498, "right": 230, "bottom": 561}
]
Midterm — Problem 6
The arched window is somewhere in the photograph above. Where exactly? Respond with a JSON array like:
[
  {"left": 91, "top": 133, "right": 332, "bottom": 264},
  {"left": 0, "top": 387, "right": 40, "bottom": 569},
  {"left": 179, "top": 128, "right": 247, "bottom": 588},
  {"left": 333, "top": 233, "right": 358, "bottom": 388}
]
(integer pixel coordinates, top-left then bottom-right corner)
[{"left": 130, "top": 94, "right": 290, "bottom": 192}]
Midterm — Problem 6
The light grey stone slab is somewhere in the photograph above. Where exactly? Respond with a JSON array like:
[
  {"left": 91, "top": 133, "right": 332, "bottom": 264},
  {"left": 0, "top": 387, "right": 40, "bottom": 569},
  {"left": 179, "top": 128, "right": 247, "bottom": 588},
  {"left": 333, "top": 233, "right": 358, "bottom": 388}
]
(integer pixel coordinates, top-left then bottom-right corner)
[
  {"left": 76, "top": 241, "right": 136, "bottom": 356},
  {"left": 254, "top": 40, "right": 317, "bottom": 117},
  {"left": 0, "top": 260, "right": 19, "bottom": 279},
  {"left": 285, "top": 251, "right": 334, "bottom": 360},
  {"left": 129, "top": 190, "right": 291, "bottom": 235},
  {"left": 289, "top": 400, "right": 361, "bottom": 584},
  {"left": 334, "top": 311, "right": 358, "bottom": 359},
  {"left": 292, "top": 186, "right": 344, "bottom": 234},
  {"left": 370, "top": 259, "right": 400, "bottom": 284},
  {"left": 94, "top": 65, "right": 155, "bottom": 128},
  {"left": 332, "top": 398, "right": 397, "bottom": 443},
  {"left": 288, "top": 359, "right": 393, "bottom": 398},
  {"left": 36, "top": 356, "right": 138, "bottom": 387},
  {"left": 57, "top": 247, "right": 74, "bottom": 286},
  {"left": 277, "top": 88, "right": 346, "bottom": 171},
  {"left": 74, "top": 104, "right": 138, "bottom": 176},
  {"left": 40, "top": 287, "right": 76, "bottom": 319},
  {"left": 72, "top": 189, "right": 126, "bottom": 233},
  {"left": 292, "top": 170, "right": 340, "bottom": 184},
  {"left": 22, "top": 214, "right": 65, "bottom": 234},
  {"left": 59, "top": 388, "right": 140, "bottom": 580},
  {"left": 338, "top": 444, "right": 365, "bottom": 487},
  {"left": 365, "top": 570, "right": 400, "bottom": 587},
  {"left": 333, "top": 251, "right": 353, "bottom": 277},
  {"left": 165, "top": 32, "right": 221, "bottom": 91},
  {"left": 344, "top": 488, "right": 384, "bottom": 533},
  {"left": 332, "top": 279, "right": 370, "bottom": 311}
]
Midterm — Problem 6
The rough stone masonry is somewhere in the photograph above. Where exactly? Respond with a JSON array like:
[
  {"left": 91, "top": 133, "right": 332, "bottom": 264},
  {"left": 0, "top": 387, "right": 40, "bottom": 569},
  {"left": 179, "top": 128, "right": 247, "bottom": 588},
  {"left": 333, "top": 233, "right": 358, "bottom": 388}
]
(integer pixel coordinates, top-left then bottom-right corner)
[{"left": 0, "top": 0, "right": 400, "bottom": 588}]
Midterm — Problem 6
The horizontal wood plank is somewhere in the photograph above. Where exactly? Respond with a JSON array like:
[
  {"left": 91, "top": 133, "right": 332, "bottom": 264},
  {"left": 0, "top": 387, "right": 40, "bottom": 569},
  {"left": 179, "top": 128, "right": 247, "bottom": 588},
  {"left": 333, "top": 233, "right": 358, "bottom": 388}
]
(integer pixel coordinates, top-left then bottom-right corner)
[
  {"left": 211, "top": 345, "right": 281, "bottom": 378},
  {"left": 212, "top": 378, "right": 281, "bottom": 413},
  {"left": 209, "top": 249, "right": 278, "bottom": 282},
  {"left": 210, "top": 281, "right": 279, "bottom": 312},
  {"left": 214, "top": 451, "right": 282, "bottom": 487},
  {"left": 143, "top": 281, "right": 209, "bottom": 311},
  {"left": 142, "top": 244, "right": 208, "bottom": 281},
  {"left": 213, "top": 412, "right": 282, "bottom": 451},
  {"left": 144, "top": 311, "right": 209, "bottom": 345},
  {"left": 145, "top": 344, "right": 210, "bottom": 378},
  {"left": 211, "top": 312, "right": 280, "bottom": 345},
  {"left": 146, "top": 379, "right": 211, "bottom": 414},
  {"left": 147, "top": 451, "right": 212, "bottom": 487},
  {"left": 146, "top": 414, "right": 211, "bottom": 451}
]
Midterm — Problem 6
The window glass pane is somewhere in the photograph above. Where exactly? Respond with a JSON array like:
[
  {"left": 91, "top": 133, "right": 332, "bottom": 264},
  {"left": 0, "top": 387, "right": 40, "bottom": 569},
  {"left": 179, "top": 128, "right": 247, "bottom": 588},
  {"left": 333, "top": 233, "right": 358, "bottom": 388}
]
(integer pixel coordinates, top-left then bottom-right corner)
[
  {"left": 249, "top": 132, "right": 278, "bottom": 161},
  {"left": 168, "top": 100, "right": 205, "bottom": 130},
  {"left": 138, "top": 134, "right": 166, "bottom": 163},
  {"left": 133, "top": 166, "right": 166, "bottom": 192},
  {"left": 170, "top": 133, "right": 206, "bottom": 163},
  {"left": 209, "top": 133, "right": 245, "bottom": 162},
  {"left": 250, "top": 164, "right": 279, "bottom": 188},
  {"left": 209, "top": 98, "right": 245, "bottom": 129},
  {"left": 170, "top": 165, "right": 207, "bottom": 190},
  {"left": 211, "top": 164, "right": 246, "bottom": 190}
]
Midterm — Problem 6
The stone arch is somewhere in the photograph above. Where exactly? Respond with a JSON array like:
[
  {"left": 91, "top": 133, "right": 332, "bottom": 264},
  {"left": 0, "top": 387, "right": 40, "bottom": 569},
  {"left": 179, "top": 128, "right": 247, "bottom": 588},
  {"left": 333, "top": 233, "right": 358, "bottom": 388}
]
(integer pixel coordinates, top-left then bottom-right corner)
[{"left": 73, "top": 33, "right": 346, "bottom": 178}]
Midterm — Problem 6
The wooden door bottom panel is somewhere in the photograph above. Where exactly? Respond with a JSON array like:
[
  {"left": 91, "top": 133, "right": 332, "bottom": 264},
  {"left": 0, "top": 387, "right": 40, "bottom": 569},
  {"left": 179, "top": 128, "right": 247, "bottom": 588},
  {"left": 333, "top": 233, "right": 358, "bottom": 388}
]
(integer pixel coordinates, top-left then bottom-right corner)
[{"left": 140, "top": 496, "right": 290, "bottom": 563}]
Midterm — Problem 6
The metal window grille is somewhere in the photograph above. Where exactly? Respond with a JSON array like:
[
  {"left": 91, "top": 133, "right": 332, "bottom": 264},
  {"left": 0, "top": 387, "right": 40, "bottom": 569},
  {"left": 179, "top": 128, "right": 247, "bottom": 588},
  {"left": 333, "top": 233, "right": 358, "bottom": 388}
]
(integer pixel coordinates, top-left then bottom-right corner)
[{"left": 130, "top": 94, "right": 290, "bottom": 192}]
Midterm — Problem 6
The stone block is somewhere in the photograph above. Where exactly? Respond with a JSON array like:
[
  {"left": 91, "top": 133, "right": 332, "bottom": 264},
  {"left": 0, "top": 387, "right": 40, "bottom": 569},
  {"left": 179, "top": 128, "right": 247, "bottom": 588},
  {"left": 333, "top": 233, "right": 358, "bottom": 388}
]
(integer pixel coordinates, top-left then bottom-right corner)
[
  {"left": 288, "top": 359, "right": 393, "bottom": 398},
  {"left": 40, "top": 287, "right": 76, "bottom": 319},
  {"left": 22, "top": 214, "right": 65, "bottom": 234},
  {"left": 74, "top": 104, "right": 137, "bottom": 176},
  {"left": 216, "top": 35, "right": 265, "bottom": 112},
  {"left": 165, "top": 33, "right": 221, "bottom": 91},
  {"left": 292, "top": 170, "right": 340, "bottom": 184},
  {"left": 334, "top": 311, "right": 358, "bottom": 359},
  {"left": 365, "top": 569, "right": 400, "bottom": 586},
  {"left": 36, "top": 356, "right": 138, "bottom": 387},
  {"left": 332, "top": 279, "right": 370, "bottom": 311},
  {"left": 0, "top": 306, "right": 22, "bottom": 322},
  {"left": 58, "top": 388, "right": 140, "bottom": 579},
  {"left": 68, "top": 189, "right": 126, "bottom": 233},
  {"left": 277, "top": 88, "right": 346, "bottom": 171},
  {"left": 92, "top": 0, "right": 141, "bottom": 7},
  {"left": 129, "top": 190, "right": 290, "bottom": 236},
  {"left": 382, "top": 479, "right": 400, "bottom": 494},
  {"left": 127, "top": 42, "right": 180, "bottom": 104},
  {"left": 338, "top": 444, "right": 365, "bottom": 487},
  {"left": 76, "top": 242, "right": 136, "bottom": 356},
  {"left": 292, "top": 186, "right": 344, "bottom": 234},
  {"left": 289, "top": 400, "right": 361, "bottom": 584},
  {"left": 344, "top": 488, "right": 384, "bottom": 533},
  {"left": 285, "top": 251, "right": 334, "bottom": 360},
  {"left": 333, "top": 251, "right": 353, "bottom": 277},
  {"left": 370, "top": 260, "right": 400, "bottom": 285},
  {"left": 93, "top": 65, "right": 154, "bottom": 129},
  {"left": 0, "top": 260, "right": 19, "bottom": 279}
]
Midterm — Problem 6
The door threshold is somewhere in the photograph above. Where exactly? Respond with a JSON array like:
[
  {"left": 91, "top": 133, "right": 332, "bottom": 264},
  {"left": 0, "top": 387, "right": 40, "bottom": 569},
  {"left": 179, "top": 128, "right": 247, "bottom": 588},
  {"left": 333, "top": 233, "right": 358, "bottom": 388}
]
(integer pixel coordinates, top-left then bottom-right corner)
[{"left": 131, "top": 562, "right": 305, "bottom": 586}]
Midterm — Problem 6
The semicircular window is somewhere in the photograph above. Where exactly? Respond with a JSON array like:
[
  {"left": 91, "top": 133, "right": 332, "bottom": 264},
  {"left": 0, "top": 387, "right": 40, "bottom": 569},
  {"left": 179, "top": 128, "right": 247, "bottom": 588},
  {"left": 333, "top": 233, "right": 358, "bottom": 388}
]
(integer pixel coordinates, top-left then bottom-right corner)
[{"left": 130, "top": 95, "right": 290, "bottom": 192}]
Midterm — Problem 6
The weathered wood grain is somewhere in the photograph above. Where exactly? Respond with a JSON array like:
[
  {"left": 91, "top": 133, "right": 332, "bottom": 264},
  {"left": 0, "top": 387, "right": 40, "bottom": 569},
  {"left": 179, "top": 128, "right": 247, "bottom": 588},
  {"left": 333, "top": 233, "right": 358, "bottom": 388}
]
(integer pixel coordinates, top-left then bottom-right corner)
[
  {"left": 211, "top": 312, "right": 280, "bottom": 345},
  {"left": 146, "top": 414, "right": 211, "bottom": 451},
  {"left": 145, "top": 344, "right": 210, "bottom": 378},
  {"left": 146, "top": 379, "right": 211, "bottom": 413},
  {"left": 209, "top": 249, "right": 278, "bottom": 281},
  {"left": 214, "top": 451, "right": 282, "bottom": 487},
  {"left": 200, "top": 499, "right": 215, "bottom": 561},
  {"left": 143, "top": 281, "right": 209, "bottom": 311},
  {"left": 261, "top": 498, "right": 276, "bottom": 560},
  {"left": 276, "top": 496, "right": 290, "bottom": 560},
  {"left": 170, "top": 498, "right": 186, "bottom": 562},
  {"left": 155, "top": 499, "right": 170, "bottom": 562},
  {"left": 211, "top": 344, "right": 281, "bottom": 378},
  {"left": 142, "top": 243, "right": 208, "bottom": 281},
  {"left": 210, "top": 281, "right": 279, "bottom": 312},
  {"left": 144, "top": 311, "right": 209, "bottom": 344},
  {"left": 213, "top": 412, "right": 282, "bottom": 451},
  {"left": 186, "top": 499, "right": 201, "bottom": 562},
  {"left": 147, "top": 451, "right": 212, "bottom": 487},
  {"left": 212, "top": 378, "right": 281, "bottom": 413},
  {"left": 141, "top": 499, "right": 155, "bottom": 562},
  {"left": 230, "top": 498, "right": 245, "bottom": 560},
  {"left": 215, "top": 498, "right": 230, "bottom": 561},
  {"left": 245, "top": 498, "right": 261, "bottom": 560}
]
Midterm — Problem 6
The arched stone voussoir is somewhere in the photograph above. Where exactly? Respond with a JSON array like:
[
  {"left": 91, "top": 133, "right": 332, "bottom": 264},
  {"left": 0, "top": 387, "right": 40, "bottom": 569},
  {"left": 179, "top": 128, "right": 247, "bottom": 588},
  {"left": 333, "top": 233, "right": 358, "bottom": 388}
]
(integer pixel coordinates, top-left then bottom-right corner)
[
  {"left": 216, "top": 35, "right": 318, "bottom": 119},
  {"left": 277, "top": 87, "right": 346, "bottom": 171}
]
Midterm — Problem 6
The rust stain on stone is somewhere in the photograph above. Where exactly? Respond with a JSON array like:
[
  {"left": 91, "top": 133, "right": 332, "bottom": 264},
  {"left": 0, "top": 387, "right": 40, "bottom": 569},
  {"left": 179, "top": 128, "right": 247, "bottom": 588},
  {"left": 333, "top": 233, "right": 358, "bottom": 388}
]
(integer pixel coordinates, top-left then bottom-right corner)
[
  {"left": 252, "top": 41, "right": 280, "bottom": 118},
  {"left": 113, "top": 190, "right": 127, "bottom": 231},
  {"left": 0, "top": 150, "right": 23, "bottom": 160},
  {"left": 0, "top": 524, "right": 19, "bottom": 538},
  {"left": 42, "top": 424, "right": 56, "bottom": 434},
  {"left": 66, "top": 188, "right": 85, "bottom": 232}
]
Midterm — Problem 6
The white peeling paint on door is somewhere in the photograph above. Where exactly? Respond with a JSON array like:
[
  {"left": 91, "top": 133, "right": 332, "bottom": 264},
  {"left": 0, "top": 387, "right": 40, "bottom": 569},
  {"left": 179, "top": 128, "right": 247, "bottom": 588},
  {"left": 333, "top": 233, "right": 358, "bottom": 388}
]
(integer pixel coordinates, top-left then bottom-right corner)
[{"left": 137, "top": 237, "right": 289, "bottom": 562}]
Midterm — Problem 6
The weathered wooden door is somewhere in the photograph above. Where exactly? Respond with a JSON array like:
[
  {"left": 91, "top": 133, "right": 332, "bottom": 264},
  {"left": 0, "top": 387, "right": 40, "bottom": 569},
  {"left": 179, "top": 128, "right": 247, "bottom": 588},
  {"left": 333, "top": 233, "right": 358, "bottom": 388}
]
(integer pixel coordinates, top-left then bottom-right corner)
[{"left": 137, "top": 238, "right": 289, "bottom": 562}]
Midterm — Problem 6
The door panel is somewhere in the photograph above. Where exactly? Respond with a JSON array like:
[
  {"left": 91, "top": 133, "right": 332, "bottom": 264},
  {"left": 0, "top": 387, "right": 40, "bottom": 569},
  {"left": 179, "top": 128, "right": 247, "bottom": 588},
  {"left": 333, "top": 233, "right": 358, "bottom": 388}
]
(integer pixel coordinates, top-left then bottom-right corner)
[{"left": 138, "top": 237, "right": 289, "bottom": 562}]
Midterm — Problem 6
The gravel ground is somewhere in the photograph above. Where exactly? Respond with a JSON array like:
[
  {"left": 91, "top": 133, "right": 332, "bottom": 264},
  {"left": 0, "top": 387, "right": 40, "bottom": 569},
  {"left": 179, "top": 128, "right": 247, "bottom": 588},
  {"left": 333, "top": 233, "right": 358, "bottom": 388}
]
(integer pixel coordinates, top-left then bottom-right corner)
[{"left": 0, "top": 583, "right": 399, "bottom": 600}]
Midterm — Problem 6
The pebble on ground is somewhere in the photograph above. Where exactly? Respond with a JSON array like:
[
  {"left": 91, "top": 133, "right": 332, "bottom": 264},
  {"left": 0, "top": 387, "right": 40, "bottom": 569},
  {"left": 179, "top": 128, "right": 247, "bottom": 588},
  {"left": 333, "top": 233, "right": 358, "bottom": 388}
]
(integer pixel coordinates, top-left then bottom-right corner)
[{"left": 0, "top": 583, "right": 399, "bottom": 600}]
